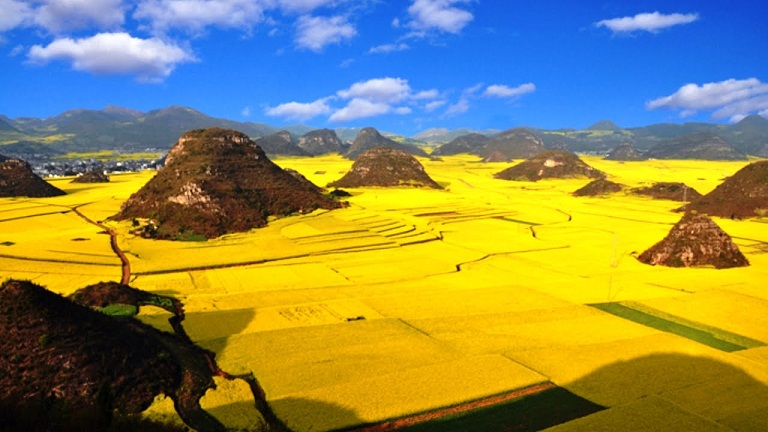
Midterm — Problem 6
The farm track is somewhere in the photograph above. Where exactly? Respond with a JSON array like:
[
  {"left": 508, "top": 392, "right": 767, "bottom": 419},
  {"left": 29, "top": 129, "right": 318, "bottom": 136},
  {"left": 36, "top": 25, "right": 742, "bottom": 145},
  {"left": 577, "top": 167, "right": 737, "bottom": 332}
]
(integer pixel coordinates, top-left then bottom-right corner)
[{"left": 70, "top": 206, "right": 131, "bottom": 284}]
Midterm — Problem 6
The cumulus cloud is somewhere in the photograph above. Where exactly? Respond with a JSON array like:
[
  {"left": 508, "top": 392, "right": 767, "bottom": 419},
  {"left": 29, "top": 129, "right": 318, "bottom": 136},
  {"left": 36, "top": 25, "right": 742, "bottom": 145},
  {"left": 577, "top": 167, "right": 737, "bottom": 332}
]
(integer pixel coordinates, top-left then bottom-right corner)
[
  {"left": 596, "top": 11, "right": 699, "bottom": 34},
  {"left": 277, "top": 0, "right": 336, "bottom": 13},
  {"left": 444, "top": 98, "right": 470, "bottom": 116},
  {"left": 337, "top": 77, "right": 412, "bottom": 103},
  {"left": 133, "top": 0, "right": 267, "bottom": 34},
  {"left": 424, "top": 99, "right": 447, "bottom": 112},
  {"left": 646, "top": 78, "right": 768, "bottom": 122},
  {"left": 484, "top": 83, "right": 536, "bottom": 98},
  {"left": 27, "top": 32, "right": 196, "bottom": 82},
  {"left": 265, "top": 98, "right": 332, "bottom": 121},
  {"left": 330, "top": 98, "right": 391, "bottom": 122},
  {"left": 368, "top": 42, "right": 409, "bottom": 54},
  {"left": 34, "top": 0, "right": 126, "bottom": 34},
  {"left": 295, "top": 15, "right": 356, "bottom": 51},
  {"left": 407, "top": 0, "right": 474, "bottom": 34},
  {"left": 0, "top": 0, "right": 34, "bottom": 32}
]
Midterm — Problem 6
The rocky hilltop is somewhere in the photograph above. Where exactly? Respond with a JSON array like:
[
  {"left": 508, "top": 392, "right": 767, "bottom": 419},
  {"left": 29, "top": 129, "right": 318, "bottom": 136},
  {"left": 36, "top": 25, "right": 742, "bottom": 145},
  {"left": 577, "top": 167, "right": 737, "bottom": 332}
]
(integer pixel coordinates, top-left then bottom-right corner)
[
  {"left": 431, "top": 133, "right": 490, "bottom": 156},
  {"left": 495, "top": 151, "right": 605, "bottom": 182},
  {"left": 478, "top": 128, "right": 546, "bottom": 161},
  {"left": 113, "top": 128, "right": 342, "bottom": 240},
  {"left": 329, "top": 146, "right": 441, "bottom": 189},
  {"left": 638, "top": 212, "right": 749, "bottom": 269},
  {"left": 681, "top": 160, "right": 768, "bottom": 218},
  {"left": 255, "top": 130, "right": 307, "bottom": 156},
  {"left": 297, "top": 128, "right": 345, "bottom": 155},
  {"left": 631, "top": 182, "right": 702, "bottom": 202},
  {"left": 0, "top": 155, "right": 65, "bottom": 197},
  {"left": 645, "top": 132, "right": 746, "bottom": 160},
  {"left": 344, "top": 127, "right": 427, "bottom": 160},
  {"left": 71, "top": 170, "right": 110, "bottom": 183},
  {"left": 605, "top": 142, "right": 646, "bottom": 161}
]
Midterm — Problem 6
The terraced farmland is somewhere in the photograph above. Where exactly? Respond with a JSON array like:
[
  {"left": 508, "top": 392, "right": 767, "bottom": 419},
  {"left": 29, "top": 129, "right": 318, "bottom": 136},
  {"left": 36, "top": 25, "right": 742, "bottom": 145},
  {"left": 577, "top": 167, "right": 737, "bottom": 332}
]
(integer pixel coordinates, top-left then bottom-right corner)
[{"left": 1, "top": 155, "right": 767, "bottom": 431}]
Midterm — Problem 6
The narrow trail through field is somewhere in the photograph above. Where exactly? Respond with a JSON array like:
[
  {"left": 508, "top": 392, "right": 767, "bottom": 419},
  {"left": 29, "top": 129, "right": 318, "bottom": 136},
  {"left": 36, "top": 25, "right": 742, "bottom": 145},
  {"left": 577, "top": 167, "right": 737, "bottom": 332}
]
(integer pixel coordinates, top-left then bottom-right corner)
[{"left": 70, "top": 206, "right": 131, "bottom": 284}]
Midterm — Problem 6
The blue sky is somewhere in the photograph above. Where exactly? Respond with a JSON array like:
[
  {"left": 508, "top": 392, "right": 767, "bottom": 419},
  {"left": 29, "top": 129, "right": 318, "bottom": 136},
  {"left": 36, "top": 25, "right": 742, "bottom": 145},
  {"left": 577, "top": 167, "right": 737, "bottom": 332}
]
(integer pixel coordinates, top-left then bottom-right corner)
[{"left": 1, "top": 0, "right": 767, "bottom": 136}]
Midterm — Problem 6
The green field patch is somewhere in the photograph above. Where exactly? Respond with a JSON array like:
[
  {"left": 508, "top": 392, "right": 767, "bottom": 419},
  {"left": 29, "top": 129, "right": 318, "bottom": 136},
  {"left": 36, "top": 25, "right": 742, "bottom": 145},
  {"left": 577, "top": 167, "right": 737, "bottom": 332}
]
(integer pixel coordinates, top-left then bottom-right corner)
[{"left": 590, "top": 302, "right": 766, "bottom": 352}]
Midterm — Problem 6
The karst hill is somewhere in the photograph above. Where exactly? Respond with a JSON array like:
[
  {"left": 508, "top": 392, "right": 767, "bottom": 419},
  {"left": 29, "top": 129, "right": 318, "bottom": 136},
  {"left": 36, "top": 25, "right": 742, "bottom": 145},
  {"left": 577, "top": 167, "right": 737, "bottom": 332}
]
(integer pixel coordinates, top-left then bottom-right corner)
[
  {"left": 0, "top": 154, "right": 65, "bottom": 197},
  {"left": 605, "top": 142, "right": 646, "bottom": 161},
  {"left": 297, "top": 128, "right": 345, "bottom": 155},
  {"left": 112, "top": 128, "right": 343, "bottom": 240},
  {"left": 329, "top": 146, "right": 441, "bottom": 189},
  {"left": 638, "top": 212, "right": 749, "bottom": 269},
  {"left": 479, "top": 128, "right": 547, "bottom": 161},
  {"left": 344, "top": 127, "right": 428, "bottom": 160},
  {"left": 681, "top": 160, "right": 768, "bottom": 218},
  {"left": 495, "top": 150, "right": 605, "bottom": 182},
  {"left": 645, "top": 132, "right": 747, "bottom": 160}
]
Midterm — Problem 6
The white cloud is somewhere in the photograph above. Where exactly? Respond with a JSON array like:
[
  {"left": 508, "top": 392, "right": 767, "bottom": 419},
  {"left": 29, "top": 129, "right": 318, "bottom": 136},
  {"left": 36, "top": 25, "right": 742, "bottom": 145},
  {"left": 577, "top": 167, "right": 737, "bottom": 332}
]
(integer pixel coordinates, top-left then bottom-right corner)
[
  {"left": 444, "top": 98, "right": 469, "bottom": 116},
  {"left": 484, "top": 83, "right": 536, "bottom": 98},
  {"left": 394, "top": 106, "right": 412, "bottom": 115},
  {"left": 412, "top": 89, "right": 440, "bottom": 100},
  {"left": 330, "top": 98, "right": 391, "bottom": 122},
  {"left": 596, "top": 11, "right": 699, "bottom": 34},
  {"left": 277, "top": 0, "right": 336, "bottom": 13},
  {"left": 337, "top": 77, "right": 411, "bottom": 103},
  {"left": 368, "top": 42, "right": 409, "bottom": 54},
  {"left": 647, "top": 78, "right": 768, "bottom": 122},
  {"left": 241, "top": 106, "right": 251, "bottom": 117},
  {"left": 424, "top": 100, "right": 446, "bottom": 112},
  {"left": 27, "top": 32, "right": 196, "bottom": 82},
  {"left": 0, "top": 0, "right": 34, "bottom": 32},
  {"left": 34, "top": 0, "right": 126, "bottom": 34},
  {"left": 407, "top": 0, "right": 474, "bottom": 34},
  {"left": 295, "top": 15, "right": 356, "bottom": 51},
  {"left": 265, "top": 98, "right": 331, "bottom": 121},
  {"left": 134, "top": 0, "right": 267, "bottom": 34}
]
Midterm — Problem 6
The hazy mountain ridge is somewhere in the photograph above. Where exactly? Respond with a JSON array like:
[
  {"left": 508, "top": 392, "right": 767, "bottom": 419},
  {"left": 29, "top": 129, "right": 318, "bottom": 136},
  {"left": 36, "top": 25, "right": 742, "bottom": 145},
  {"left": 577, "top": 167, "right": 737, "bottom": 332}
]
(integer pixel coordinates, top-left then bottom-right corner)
[{"left": 1, "top": 106, "right": 767, "bottom": 157}]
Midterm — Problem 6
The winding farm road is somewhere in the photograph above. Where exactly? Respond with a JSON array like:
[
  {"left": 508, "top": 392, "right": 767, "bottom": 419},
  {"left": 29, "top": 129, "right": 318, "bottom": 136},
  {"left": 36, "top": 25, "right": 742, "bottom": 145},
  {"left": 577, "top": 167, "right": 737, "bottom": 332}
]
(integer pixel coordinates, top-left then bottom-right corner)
[{"left": 71, "top": 206, "right": 131, "bottom": 284}]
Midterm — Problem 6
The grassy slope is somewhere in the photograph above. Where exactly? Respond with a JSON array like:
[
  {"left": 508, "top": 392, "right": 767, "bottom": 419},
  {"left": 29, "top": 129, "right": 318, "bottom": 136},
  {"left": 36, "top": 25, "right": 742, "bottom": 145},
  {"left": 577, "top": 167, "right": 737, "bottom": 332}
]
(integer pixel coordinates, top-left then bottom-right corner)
[{"left": 1, "top": 156, "right": 767, "bottom": 430}]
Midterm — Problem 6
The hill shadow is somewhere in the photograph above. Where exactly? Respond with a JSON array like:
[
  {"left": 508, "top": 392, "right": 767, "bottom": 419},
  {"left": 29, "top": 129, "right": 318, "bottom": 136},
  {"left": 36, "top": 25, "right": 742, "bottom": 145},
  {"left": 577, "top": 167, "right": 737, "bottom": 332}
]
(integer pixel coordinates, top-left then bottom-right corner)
[{"left": 326, "top": 354, "right": 768, "bottom": 432}]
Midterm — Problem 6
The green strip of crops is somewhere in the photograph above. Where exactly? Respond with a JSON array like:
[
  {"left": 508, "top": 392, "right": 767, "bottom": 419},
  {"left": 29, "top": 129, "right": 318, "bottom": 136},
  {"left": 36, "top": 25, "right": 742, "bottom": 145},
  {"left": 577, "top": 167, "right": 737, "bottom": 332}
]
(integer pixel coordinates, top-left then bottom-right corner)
[{"left": 590, "top": 302, "right": 765, "bottom": 352}]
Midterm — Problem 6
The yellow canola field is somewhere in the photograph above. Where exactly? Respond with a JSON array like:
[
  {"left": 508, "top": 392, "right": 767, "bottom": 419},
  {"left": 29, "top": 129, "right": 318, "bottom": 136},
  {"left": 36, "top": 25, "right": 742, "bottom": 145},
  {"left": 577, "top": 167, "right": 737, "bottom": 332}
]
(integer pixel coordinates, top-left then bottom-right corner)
[{"left": 2, "top": 155, "right": 768, "bottom": 430}]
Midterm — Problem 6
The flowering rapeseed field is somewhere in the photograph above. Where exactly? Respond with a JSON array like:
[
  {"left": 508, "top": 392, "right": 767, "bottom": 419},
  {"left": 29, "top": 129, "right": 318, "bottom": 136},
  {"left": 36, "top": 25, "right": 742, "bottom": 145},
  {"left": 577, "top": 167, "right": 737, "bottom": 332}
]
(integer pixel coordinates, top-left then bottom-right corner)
[{"left": 1, "top": 156, "right": 767, "bottom": 431}]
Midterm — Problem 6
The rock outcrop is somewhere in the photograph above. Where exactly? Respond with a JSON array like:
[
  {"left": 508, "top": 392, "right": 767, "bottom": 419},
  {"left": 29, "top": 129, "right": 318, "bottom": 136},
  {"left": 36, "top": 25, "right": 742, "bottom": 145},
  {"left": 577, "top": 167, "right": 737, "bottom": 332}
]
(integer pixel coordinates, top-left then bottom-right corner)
[
  {"left": 432, "top": 133, "right": 490, "bottom": 156},
  {"left": 0, "top": 155, "right": 65, "bottom": 197},
  {"left": 638, "top": 212, "right": 749, "bottom": 269},
  {"left": 573, "top": 178, "right": 624, "bottom": 196},
  {"left": 495, "top": 151, "right": 605, "bottom": 182},
  {"left": 479, "top": 128, "right": 546, "bottom": 162},
  {"left": 329, "top": 146, "right": 441, "bottom": 189},
  {"left": 680, "top": 160, "right": 768, "bottom": 219},
  {"left": 344, "top": 127, "right": 428, "bottom": 160},
  {"left": 630, "top": 182, "right": 702, "bottom": 202},
  {"left": 605, "top": 142, "right": 646, "bottom": 161},
  {"left": 71, "top": 170, "right": 110, "bottom": 183},
  {"left": 113, "top": 128, "right": 342, "bottom": 240},
  {"left": 297, "top": 129, "right": 345, "bottom": 155}
]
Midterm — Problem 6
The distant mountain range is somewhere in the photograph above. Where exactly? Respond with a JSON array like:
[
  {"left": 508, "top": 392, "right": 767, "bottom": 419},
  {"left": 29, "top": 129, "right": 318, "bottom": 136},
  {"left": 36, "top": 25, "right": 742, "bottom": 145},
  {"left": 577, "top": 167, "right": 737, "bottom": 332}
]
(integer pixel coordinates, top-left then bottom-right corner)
[{"left": 1, "top": 105, "right": 767, "bottom": 157}]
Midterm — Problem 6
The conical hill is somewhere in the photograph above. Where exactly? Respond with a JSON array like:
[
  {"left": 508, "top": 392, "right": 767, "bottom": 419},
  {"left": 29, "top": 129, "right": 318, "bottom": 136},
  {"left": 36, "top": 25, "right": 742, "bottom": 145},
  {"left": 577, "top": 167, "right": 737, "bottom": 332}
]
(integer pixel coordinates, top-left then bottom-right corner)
[
  {"left": 494, "top": 151, "right": 605, "bottom": 182},
  {"left": 638, "top": 212, "right": 749, "bottom": 269},
  {"left": 113, "top": 128, "right": 342, "bottom": 239},
  {"left": 329, "top": 146, "right": 441, "bottom": 189},
  {"left": 0, "top": 155, "right": 65, "bottom": 197},
  {"left": 681, "top": 160, "right": 768, "bottom": 219}
]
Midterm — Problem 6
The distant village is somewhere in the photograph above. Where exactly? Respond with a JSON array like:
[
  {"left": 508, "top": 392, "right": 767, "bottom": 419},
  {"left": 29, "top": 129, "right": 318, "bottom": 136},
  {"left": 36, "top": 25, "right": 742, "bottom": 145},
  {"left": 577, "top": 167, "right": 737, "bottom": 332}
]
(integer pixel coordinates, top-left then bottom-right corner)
[{"left": 27, "top": 154, "right": 165, "bottom": 178}]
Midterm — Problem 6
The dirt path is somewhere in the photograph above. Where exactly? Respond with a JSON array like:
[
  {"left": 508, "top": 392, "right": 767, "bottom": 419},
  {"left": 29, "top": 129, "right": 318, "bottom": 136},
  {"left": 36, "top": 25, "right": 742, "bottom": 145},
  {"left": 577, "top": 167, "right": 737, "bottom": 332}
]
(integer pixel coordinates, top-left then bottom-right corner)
[
  {"left": 351, "top": 382, "right": 556, "bottom": 431},
  {"left": 71, "top": 206, "right": 131, "bottom": 284}
]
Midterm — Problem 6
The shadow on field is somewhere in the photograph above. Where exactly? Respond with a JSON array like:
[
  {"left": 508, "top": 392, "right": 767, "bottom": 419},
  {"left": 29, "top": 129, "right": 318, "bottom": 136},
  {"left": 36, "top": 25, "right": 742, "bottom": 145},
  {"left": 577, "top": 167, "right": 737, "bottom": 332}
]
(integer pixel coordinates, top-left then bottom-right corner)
[
  {"left": 206, "top": 397, "right": 363, "bottom": 432},
  {"left": 294, "top": 354, "right": 768, "bottom": 432},
  {"left": 560, "top": 353, "right": 768, "bottom": 432}
]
